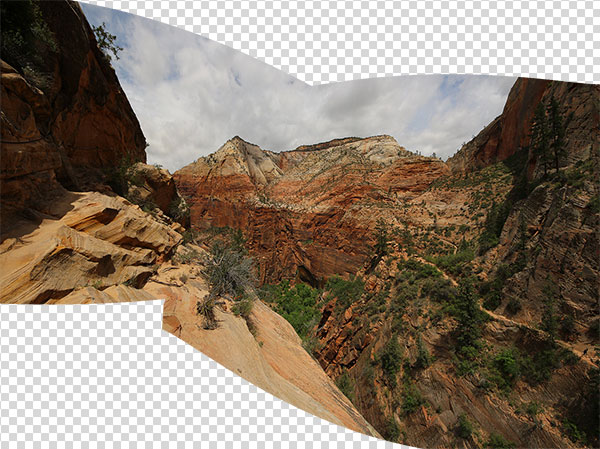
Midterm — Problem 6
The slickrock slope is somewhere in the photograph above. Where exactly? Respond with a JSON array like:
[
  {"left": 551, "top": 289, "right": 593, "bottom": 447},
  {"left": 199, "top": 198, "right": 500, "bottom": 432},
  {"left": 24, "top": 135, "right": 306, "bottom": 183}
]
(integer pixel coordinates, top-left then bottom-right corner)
[
  {"left": 47, "top": 245, "right": 379, "bottom": 437},
  {"left": 174, "top": 135, "right": 449, "bottom": 284},
  {"left": 1, "top": 0, "right": 145, "bottom": 221}
]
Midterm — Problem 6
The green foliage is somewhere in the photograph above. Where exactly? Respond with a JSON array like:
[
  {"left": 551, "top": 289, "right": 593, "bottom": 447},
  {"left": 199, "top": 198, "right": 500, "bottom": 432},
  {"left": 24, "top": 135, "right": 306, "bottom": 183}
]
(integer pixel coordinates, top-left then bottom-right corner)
[
  {"left": 105, "top": 156, "right": 143, "bottom": 197},
  {"left": 0, "top": 0, "right": 57, "bottom": 86},
  {"left": 398, "top": 259, "right": 442, "bottom": 280},
  {"left": 260, "top": 281, "right": 321, "bottom": 340},
  {"left": 478, "top": 200, "right": 512, "bottom": 254},
  {"left": 202, "top": 240, "right": 255, "bottom": 301},
  {"left": 562, "top": 419, "right": 587, "bottom": 445},
  {"left": 519, "top": 346, "right": 562, "bottom": 385},
  {"left": 456, "top": 413, "right": 474, "bottom": 439},
  {"left": 378, "top": 335, "right": 403, "bottom": 388},
  {"left": 181, "top": 229, "right": 199, "bottom": 245},
  {"left": 335, "top": 371, "right": 355, "bottom": 403},
  {"left": 401, "top": 382, "right": 425, "bottom": 415},
  {"left": 414, "top": 334, "right": 433, "bottom": 369},
  {"left": 232, "top": 297, "right": 255, "bottom": 335},
  {"left": 197, "top": 295, "right": 217, "bottom": 329},
  {"left": 480, "top": 258, "right": 526, "bottom": 311},
  {"left": 373, "top": 218, "right": 390, "bottom": 257},
  {"left": 382, "top": 416, "right": 401, "bottom": 442},
  {"left": 484, "top": 433, "right": 516, "bottom": 449},
  {"left": 488, "top": 349, "right": 521, "bottom": 391},
  {"left": 326, "top": 275, "right": 364, "bottom": 311},
  {"left": 433, "top": 247, "right": 474, "bottom": 278},
  {"left": 168, "top": 197, "right": 190, "bottom": 222},
  {"left": 452, "top": 278, "right": 487, "bottom": 351},
  {"left": 525, "top": 401, "right": 541, "bottom": 417},
  {"left": 232, "top": 297, "right": 253, "bottom": 319},
  {"left": 540, "top": 281, "right": 559, "bottom": 340},
  {"left": 91, "top": 22, "right": 123, "bottom": 62},
  {"left": 421, "top": 277, "right": 457, "bottom": 303}
]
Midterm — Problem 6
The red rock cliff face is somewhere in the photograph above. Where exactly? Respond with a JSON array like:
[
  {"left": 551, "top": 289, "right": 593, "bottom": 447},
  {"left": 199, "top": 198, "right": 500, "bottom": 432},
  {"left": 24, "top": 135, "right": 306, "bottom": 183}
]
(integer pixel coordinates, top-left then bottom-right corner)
[
  {"left": 1, "top": 0, "right": 146, "bottom": 222},
  {"left": 174, "top": 135, "right": 449, "bottom": 284},
  {"left": 447, "top": 78, "right": 599, "bottom": 176}
]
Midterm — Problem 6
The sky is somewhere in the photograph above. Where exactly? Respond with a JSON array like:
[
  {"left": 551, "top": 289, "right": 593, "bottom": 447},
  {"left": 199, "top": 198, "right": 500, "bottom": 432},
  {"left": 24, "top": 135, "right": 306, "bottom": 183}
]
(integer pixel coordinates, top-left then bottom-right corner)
[{"left": 81, "top": 4, "right": 517, "bottom": 172}]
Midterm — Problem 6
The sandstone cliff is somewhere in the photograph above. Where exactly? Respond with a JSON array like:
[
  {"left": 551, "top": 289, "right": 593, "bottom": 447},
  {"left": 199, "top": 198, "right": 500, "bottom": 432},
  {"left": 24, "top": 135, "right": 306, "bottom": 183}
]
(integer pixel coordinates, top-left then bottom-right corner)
[
  {"left": 174, "top": 135, "right": 449, "bottom": 284},
  {"left": 1, "top": 0, "right": 146, "bottom": 223}
]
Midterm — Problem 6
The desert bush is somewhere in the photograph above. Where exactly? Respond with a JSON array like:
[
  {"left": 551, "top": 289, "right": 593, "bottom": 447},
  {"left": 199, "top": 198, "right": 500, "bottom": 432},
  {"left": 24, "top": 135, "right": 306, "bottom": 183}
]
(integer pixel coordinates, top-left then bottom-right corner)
[
  {"left": 457, "top": 413, "right": 474, "bottom": 439},
  {"left": 485, "top": 433, "right": 515, "bottom": 449},
  {"left": 175, "top": 248, "right": 200, "bottom": 264},
  {"left": 335, "top": 371, "right": 355, "bottom": 403},
  {"left": 232, "top": 297, "right": 256, "bottom": 335},
  {"left": 382, "top": 416, "right": 401, "bottom": 442},
  {"left": 202, "top": 240, "right": 255, "bottom": 301},
  {"left": 401, "top": 382, "right": 424, "bottom": 415},
  {"left": 488, "top": 348, "right": 520, "bottom": 391},
  {"left": 197, "top": 295, "right": 217, "bottom": 329}
]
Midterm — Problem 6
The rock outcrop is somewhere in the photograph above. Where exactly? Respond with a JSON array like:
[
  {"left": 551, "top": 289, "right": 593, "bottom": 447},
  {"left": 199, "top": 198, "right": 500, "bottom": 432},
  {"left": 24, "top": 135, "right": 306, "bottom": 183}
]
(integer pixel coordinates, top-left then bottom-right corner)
[
  {"left": 1, "top": 0, "right": 146, "bottom": 222},
  {"left": 447, "top": 79, "right": 599, "bottom": 177}
]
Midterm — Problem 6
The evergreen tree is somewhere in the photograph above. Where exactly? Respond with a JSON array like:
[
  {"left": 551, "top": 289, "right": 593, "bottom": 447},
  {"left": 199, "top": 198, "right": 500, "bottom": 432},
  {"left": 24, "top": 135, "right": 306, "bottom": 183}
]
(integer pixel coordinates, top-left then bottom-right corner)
[
  {"left": 547, "top": 96, "right": 567, "bottom": 172},
  {"left": 530, "top": 101, "right": 550, "bottom": 176},
  {"left": 373, "top": 218, "right": 390, "bottom": 259}
]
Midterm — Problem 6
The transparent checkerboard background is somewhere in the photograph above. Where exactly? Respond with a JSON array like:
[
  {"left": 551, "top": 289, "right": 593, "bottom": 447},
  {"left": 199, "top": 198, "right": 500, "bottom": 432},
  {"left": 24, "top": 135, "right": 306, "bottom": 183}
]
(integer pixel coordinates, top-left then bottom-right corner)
[{"left": 2, "top": 1, "right": 597, "bottom": 447}]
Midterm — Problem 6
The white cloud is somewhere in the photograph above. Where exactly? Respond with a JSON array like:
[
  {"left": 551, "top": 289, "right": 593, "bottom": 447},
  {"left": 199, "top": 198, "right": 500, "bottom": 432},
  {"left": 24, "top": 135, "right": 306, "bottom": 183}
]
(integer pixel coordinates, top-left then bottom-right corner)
[{"left": 81, "top": 4, "right": 516, "bottom": 172}]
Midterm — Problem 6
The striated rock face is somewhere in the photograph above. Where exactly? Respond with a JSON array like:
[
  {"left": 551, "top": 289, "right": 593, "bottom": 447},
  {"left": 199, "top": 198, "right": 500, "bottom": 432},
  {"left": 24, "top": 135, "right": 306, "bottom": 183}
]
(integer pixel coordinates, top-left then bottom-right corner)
[
  {"left": 175, "top": 135, "right": 449, "bottom": 284},
  {"left": 447, "top": 79, "right": 599, "bottom": 176},
  {"left": 0, "top": 191, "right": 182, "bottom": 304},
  {"left": 1, "top": 1, "right": 145, "bottom": 220}
]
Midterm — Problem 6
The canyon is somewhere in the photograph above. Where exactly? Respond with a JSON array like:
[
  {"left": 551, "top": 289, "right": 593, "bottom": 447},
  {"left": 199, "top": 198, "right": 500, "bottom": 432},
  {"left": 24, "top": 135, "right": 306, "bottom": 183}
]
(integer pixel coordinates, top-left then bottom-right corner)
[{"left": 1, "top": 2, "right": 599, "bottom": 448}]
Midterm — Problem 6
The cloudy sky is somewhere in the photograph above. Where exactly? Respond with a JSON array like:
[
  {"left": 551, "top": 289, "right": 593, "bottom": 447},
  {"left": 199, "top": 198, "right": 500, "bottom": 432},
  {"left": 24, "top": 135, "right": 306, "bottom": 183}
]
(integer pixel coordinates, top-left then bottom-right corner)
[{"left": 81, "top": 4, "right": 517, "bottom": 172}]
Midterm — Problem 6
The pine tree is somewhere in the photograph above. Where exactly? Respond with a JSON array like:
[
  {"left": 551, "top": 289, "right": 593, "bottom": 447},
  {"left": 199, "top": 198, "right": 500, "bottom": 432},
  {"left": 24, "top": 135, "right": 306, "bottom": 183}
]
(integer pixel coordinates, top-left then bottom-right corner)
[
  {"left": 547, "top": 96, "right": 567, "bottom": 173},
  {"left": 530, "top": 101, "right": 550, "bottom": 176}
]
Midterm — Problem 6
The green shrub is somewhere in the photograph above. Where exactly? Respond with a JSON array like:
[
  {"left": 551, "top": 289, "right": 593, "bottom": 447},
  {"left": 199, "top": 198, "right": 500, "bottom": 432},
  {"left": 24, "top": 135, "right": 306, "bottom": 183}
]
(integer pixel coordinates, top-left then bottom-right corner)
[
  {"left": 505, "top": 298, "right": 522, "bottom": 315},
  {"left": 260, "top": 281, "right": 321, "bottom": 340},
  {"left": 525, "top": 401, "right": 541, "bottom": 417},
  {"left": 457, "top": 413, "right": 474, "bottom": 439},
  {"left": 175, "top": 248, "right": 200, "bottom": 264},
  {"left": 562, "top": 419, "right": 587, "bottom": 445},
  {"left": 485, "top": 433, "right": 516, "bottom": 449},
  {"left": 168, "top": 197, "right": 190, "bottom": 222},
  {"left": 488, "top": 349, "right": 520, "bottom": 391},
  {"left": 414, "top": 335, "right": 432, "bottom": 369},
  {"left": 382, "top": 416, "right": 401, "bottom": 442},
  {"left": 401, "top": 383, "right": 425, "bottom": 415},
  {"left": 326, "top": 275, "right": 364, "bottom": 311},
  {"left": 335, "top": 371, "right": 355, "bottom": 403},
  {"left": 378, "top": 335, "right": 403, "bottom": 388},
  {"left": 232, "top": 297, "right": 253, "bottom": 319},
  {"left": 434, "top": 248, "right": 474, "bottom": 278},
  {"left": 105, "top": 156, "right": 143, "bottom": 196}
]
